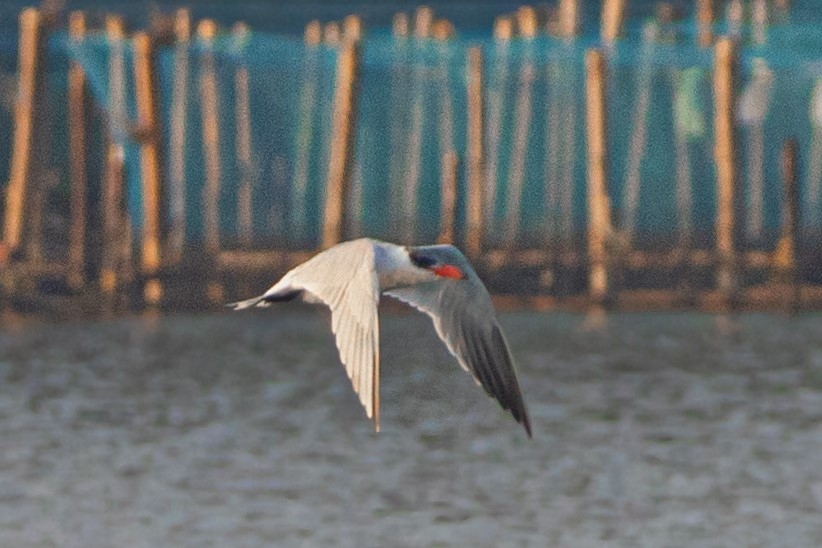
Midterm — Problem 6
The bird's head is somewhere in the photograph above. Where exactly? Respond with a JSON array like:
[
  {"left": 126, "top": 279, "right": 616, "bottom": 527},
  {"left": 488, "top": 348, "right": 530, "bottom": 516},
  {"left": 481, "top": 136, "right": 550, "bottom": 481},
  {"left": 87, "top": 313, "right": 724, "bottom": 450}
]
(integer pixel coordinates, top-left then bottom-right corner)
[{"left": 407, "top": 245, "right": 469, "bottom": 280}]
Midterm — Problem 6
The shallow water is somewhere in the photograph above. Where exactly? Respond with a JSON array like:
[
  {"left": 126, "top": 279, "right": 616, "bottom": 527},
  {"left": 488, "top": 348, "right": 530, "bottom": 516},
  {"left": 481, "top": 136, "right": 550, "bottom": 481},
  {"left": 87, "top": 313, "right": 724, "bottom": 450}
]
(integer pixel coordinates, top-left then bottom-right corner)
[{"left": 2, "top": 310, "right": 822, "bottom": 546}]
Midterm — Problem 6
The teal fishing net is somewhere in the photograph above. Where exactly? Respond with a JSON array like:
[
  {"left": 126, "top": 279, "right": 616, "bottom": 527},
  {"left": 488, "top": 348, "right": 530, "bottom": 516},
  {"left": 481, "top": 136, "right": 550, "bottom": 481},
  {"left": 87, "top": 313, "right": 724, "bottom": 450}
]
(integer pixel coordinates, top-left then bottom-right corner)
[{"left": 3, "top": 3, "right": 822, "bottom": 255}]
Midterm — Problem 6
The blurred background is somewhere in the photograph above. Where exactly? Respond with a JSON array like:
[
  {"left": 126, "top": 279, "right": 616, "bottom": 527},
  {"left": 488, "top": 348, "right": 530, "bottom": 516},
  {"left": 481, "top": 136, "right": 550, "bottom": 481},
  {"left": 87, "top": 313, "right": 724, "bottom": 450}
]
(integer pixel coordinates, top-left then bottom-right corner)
[
  {"left": 2, "top": 0, "right": 822, "bottom": 314},
  {"left": 3, "top": 1, "right": 822, "bottom": 546}
]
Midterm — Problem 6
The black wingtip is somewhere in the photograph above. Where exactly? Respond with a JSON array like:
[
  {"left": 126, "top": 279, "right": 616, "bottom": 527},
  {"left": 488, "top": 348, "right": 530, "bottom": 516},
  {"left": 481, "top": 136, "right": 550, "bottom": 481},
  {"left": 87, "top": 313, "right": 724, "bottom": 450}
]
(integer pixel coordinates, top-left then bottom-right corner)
[{"left": 521, "top": 413, "right": 533, "bottom": 439}]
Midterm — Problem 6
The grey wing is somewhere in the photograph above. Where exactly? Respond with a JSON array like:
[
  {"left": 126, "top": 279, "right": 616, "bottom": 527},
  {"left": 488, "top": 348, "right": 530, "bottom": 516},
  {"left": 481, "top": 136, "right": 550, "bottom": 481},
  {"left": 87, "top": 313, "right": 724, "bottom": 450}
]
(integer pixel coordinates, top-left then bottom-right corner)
[
  {"left": 387, "top": 280, "right": 532, "bottom": 437},
  {"left": 288, "top": 240, "right": 382, "bottom": 430}
]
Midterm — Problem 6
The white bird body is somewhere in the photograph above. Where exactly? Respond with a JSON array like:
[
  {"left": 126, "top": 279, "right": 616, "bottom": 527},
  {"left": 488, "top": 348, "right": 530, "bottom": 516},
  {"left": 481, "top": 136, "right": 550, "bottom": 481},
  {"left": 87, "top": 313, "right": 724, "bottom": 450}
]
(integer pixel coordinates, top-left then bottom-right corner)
[{"left": 229, "top": 238, "right": 531, "bottom": 437}]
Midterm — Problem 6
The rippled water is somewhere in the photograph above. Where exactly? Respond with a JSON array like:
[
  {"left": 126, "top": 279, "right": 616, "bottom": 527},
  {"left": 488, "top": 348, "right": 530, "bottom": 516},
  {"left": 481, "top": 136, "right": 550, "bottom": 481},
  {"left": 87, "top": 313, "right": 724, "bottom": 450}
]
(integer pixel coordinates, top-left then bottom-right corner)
[{"left": 2, "top": 310, "right": 822, "bottom": 546}]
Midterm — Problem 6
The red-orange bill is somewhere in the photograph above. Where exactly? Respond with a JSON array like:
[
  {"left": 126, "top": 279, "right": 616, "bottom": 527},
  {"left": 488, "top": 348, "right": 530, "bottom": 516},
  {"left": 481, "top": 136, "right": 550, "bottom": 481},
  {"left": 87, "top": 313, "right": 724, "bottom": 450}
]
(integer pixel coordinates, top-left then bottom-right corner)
[{"left": 432, "top": 265, "right": 465, "bottom": 280}]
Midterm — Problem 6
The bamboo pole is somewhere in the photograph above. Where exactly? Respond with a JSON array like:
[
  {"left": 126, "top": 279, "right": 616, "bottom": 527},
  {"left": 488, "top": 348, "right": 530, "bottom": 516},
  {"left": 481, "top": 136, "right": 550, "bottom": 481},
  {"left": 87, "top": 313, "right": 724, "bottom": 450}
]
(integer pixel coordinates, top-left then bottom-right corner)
[
  {"left": 67, "top": 11, "right": 87, "bottom": 289},
  {"left": 777, "top": 138, "right": 800, "bottom": 313},
  {"left": 232, "top": 22, "right": 253, "bottom": 249},
  {"left": 503, "top": 7, "right": 537, "bottom": 247},
  {"left": 465, "top": 47, "right": 485, "bottom": 258},
  {"left": 601, "top": 0, "right": 626, "bottom": 45},
  {"left": 713, "top": 37, "right": 739, "bottom": 305},
  {"left": 321, "top": 34, "right": 360, "bottom": 249},
  {"left": 437, "top": 151, "right": 459, "bottom": 244},
  {"left": 585, "top": 48, "right": 612, "bottom": 304},
  {"left": 697, "top": 0, "right": 714, "bottom": 48},
  {"left": 101, "top": 14, "right": 127, "bottom": 295},
  {"left": 133, "top": 31, "right": 164, "bottom": 305},
  {"left": 168, "top": 8, "right": 190, "bottom": 263},
  {"left": 2, "top": 8, "right": 41, "bottom": 262},
  {"left": 198, "top": 19, "right": 221, "bottom": 255}
]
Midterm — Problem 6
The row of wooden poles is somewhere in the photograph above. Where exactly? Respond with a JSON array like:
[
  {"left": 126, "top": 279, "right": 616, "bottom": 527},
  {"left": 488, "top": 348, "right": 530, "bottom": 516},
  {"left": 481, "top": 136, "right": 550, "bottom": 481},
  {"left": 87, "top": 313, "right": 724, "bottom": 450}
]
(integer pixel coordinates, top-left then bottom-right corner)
[{"left": 0, "top": 1, "right": 804, "bottom": 311}]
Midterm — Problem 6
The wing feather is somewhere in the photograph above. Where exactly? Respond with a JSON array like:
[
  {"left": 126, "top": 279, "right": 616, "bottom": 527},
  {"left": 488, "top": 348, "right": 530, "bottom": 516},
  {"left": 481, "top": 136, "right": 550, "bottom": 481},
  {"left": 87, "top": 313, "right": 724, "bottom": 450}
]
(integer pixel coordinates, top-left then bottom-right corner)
[
  {"left": 387, "top": 278, "right": 532, "bottom": 437},
  {"left": 287, "top": 239, "right": 382, "bottom": 430}
]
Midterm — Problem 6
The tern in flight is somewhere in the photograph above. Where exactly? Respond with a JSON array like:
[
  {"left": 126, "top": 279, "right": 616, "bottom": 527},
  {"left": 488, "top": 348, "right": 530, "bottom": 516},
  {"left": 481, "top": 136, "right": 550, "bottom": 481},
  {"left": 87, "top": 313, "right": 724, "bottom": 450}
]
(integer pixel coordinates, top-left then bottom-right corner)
[{"left": 228, "top": 238, "right": 531, "bottom": 437}]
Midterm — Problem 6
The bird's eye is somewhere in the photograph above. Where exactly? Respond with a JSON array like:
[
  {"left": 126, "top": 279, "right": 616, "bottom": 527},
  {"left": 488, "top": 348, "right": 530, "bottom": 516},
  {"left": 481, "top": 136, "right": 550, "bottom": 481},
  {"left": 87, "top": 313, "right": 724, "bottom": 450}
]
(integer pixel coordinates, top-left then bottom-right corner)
[{"left": 410, "top": 251, "right": 437, "bottom": 269}]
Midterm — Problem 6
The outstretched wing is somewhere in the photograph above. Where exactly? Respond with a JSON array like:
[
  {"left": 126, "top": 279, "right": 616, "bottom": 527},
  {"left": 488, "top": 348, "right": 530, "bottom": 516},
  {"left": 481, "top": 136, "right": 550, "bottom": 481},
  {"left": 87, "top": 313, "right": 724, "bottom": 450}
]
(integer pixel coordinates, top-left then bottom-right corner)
[
  {"left": 287, "top": 239, "right": 382, "bottom": 430},
  {"left": 387, "top": 278, "right": 532, "bottom": 437}
]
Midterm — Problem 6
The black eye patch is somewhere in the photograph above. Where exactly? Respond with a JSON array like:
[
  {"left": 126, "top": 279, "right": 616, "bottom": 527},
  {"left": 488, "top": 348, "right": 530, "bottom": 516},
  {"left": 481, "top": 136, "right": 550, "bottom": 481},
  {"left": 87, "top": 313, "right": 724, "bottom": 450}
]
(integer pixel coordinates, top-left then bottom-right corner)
[{"left": 410, "top": 251, "right": 437, "bottom": 269}]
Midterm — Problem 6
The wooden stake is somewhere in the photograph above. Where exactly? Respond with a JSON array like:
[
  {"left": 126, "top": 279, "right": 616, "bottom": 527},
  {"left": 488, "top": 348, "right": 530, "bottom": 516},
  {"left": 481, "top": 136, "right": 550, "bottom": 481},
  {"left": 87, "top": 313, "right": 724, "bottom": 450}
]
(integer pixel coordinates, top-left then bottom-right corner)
[
  {"left": 392, "top": 13, "right": 409, "bottom": 37},
  {"left": 438, "top": 151, "right": 459, "bottom": 244},
  {"left": 434, "top": 19, "right": 455, "bottom": 218},
  {"left": 133, "top": 31, "right": 164, "bottom": 304},
  {"left": 713, "top": 37, "right": 739, "bottom": 306},
  {"left": 233, "top": 22, "right": 253, "bottom": 248},
  {"left": 726, "top": 0, "right": 744, "bottom": 39},
  {"left": 585, "top": 48, "right": 612, "bottom": 304},
  {"left": 168, "top": 7, "right": 190, "bottom": 263},
  {"left": 67, "top": 11, "right": 87, "bottom": 289},
  {"left": 601, "top": 0, "right": 626, "bottom": 44},
  {"left": 198, "top": 19, "right": 221, "bottom": 254},
  {"left": 305, "top": 19, "right": 321, "bottom": 44},
  {"left": 101, "top": 146, "right": 124, "bottom": 296},
  {"left": 432, "top": 18, "right": 454, "bottom": 41},
  {"left": 414, "top": 6, "right": 433, "bottom": 39},
  {"left": 697, "top": 0, "right": 714, "bottom": 48},
  {"left": 516, "top": 6, "right": 538, "bottom": 38},
  {"left": 321, "top": 41, "right": 360, "bottom": 249},
  {"left": 2, "top": 8, "right": 41, "bottom": 262},
  {"left": 751, "top": 0, "right": 768, "bottom": 46},
  {"left": 465, "top": 47, "right": 485, "bottom": 258},
  {"left": 343, "top": 14, "right": 363, "bottom": 42},
  {"left": 323, "top": 22, "right": 341, "bottom": 46},
  {"left": 777, "top": 138, "right": 800, "bottom": 313},
  {"left": 101, "top": 14, "right": 126, "bottom": 295},
  {"left": 557, "top": 0, "right": 580, "bottom": 39}
]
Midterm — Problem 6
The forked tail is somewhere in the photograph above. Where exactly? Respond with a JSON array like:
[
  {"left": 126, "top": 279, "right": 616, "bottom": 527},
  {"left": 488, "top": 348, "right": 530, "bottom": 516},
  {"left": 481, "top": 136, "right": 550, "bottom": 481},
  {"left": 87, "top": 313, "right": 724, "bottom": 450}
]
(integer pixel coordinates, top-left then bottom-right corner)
[
  {"left": 227, "top": 288, "right": 302, "bottom": 310},
  {"left": 225, "top": 295, "right": 268, "bottom": 310}
]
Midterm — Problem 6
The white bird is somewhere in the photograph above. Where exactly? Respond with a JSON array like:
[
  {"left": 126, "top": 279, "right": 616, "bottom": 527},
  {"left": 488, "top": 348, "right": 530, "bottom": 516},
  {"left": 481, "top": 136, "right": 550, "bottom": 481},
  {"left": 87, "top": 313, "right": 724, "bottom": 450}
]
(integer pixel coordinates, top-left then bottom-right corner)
[{"left": 228, "top": 238, "right": 532, "bottom": 437}]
